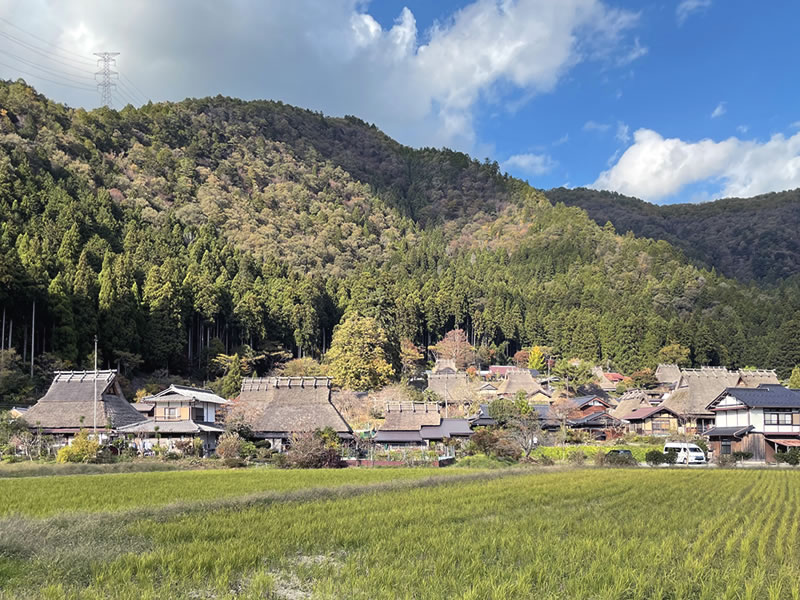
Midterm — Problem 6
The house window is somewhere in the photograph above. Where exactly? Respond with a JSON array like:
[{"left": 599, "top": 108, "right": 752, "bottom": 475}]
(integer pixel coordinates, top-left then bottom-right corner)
[
  {"left": 765, "top": 409, "right": 793, "bottom": 426},
  {"left": 652, "top": 418, "right": 671, "bottom": 433},
  {"left": 164, "top": 407, "right": 178, "bottom": 419},
  {"left": 721, "top": 441, "right": 732, "bottom": 455}
]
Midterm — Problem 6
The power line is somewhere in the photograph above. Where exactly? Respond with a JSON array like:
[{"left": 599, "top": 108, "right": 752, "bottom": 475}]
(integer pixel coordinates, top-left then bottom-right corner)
[
  {"left": 0, "top": 60, "right": 95, "bottom": 91},
  {"left": 0, "top": 30, "right": 95, "bottom": 75},
  {"left": 0, "top": 48, "right": 94, "bottom": 86},
  {"left": 0, "top": 17, "right": 95, "bottom": 65}
]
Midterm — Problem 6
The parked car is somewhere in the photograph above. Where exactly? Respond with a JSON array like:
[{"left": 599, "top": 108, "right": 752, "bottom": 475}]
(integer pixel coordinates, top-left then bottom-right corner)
[{"left": 664, "top": 442, "right": 706, "bottom": 464}]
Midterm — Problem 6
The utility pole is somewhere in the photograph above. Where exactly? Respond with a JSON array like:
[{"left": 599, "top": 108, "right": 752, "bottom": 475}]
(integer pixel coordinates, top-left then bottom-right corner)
[
  {"left": 93, "top": 335, "right": 98, "bottom": 437},
  {"left": 94, "top": 52, "right": 119, "bottom": 108}
]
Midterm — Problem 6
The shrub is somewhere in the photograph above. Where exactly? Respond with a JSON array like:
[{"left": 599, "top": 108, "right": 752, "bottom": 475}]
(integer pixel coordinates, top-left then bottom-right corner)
[
  {"left": 568, "top": 450, "right": 586, "bottom": 466},
  {"left": 602, "top": 452, "right": 638, "bottom": 467},
  {"left": 285, "top": 432, "right": 342, "bottom": 469},
  {"left": 216, "top": 432, "right": 244, "bottom": 460},
  {"left": 645, "top": 450, "right": 665, "bottom": 466},
  {"left": 663, "top": 450, "right": 678, "bottom": 466},
  {"left": 776, "top": 448, "right": 800, "bottom": 465},
  {"left": 56, "top": 430, "right": 100, "bottom": 464}
]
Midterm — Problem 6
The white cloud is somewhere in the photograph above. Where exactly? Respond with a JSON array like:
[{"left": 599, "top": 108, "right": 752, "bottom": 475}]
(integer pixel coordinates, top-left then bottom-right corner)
[
  {"left": 711, "top": 102, "right": 726, "bottom": 118},
  {"left": 0, "top": 0, "right": 642, "bottom": 151},
  {"left": 584, "top": 120, "right": 611, "bottom": 132},
  {"left": 593, "top": 128, "right": 800, "bottom": 201},
  {"left": 502, "top": 153, "right": 558, "bottom": 176},
  {"left": 615, "top": 121, "right": 630, "bottom": 144},
  {"left": 677, "top": 0, "right": 712, "bottom": 25},
  {"left": 616, "top": 36, "right": 648, "bottom": 66}
]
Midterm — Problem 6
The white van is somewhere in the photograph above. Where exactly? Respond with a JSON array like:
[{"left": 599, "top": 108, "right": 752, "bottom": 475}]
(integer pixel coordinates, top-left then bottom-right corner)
[{"left": 664, "top": 442, "right": 707, "bottom": 464}]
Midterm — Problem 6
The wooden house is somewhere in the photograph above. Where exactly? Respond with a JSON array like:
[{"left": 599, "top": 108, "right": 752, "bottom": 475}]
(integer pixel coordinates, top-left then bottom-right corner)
[
  {"left": 22, "top": 370, "right": 145, "bottom": 441},
  {"left": 118, "top": 385, "right": 227, "bottom": 453},
  {"left": 230, "top": 377, "right": 353, "bottom": 452},
  {"left": 660, "top": 367, "right": 780, "bottom": 434},
  {"left": 622, "top": 405, "right": 681, "bottom": 435},
  {"left": 374, "top": 402, "right": 472, "bottom": 448},
  {"left": 705, "top": 384, "right": 800, "bottom": 463}
]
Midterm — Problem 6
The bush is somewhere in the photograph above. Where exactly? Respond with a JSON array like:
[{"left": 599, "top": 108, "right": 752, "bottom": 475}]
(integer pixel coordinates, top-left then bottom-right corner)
[
  {"left": 568, "top": 450, "right": 586, "bottom": 466},
  {"left": 601, "top": 452, "right": 638, "bottom": 467},
  {"left": 776, "top": 448, "right": 800, "bottom": 465},
  {"left": 284, "top": 432, "right": 342, "bottom": 469},
  {"left": 216, "top": 432, "right": 244, "bottom": 460},
  {"left": 645, "top": 450, "right": 665, "bottom": 466},
  {"left": 56, "top": 430, "right": 100, "bottom": 464},
  {"left": 663, "top": 450, "right": 678, "bottom": 466}
]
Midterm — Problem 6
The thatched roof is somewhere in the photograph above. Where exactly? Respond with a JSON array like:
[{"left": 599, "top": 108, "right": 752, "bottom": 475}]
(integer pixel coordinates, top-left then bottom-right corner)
[
  {"left": 661, "top": 368, "right": 741, "bottom": 417},
  {"left": 738, "top": 370, "right": 780, "bottom": 387},
  {"left": 381, "top": 402, "right": 441, "bottom": 430},
  {"left": 655, "top": 364, "right": 682, "bottom": 385},
  {"left": 610, "top": 389, "right": 650, "bottom": 419},
  {"left": 426, "top": 373, "right": 473, "bottom": 403},
  {"left": 496, "top": 370, "right": 545, "bottom": 397},
  {"left": 231, "top": 377, "right": 351, "bottom": 437},
  {"left": 23, "top": 371, "right": 145, "bottom": 431}
]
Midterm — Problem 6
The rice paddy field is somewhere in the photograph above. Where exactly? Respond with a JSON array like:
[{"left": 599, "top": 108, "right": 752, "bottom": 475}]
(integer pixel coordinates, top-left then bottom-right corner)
[{"left": 1, "top": 467, "right": 800, "bottom": 599}]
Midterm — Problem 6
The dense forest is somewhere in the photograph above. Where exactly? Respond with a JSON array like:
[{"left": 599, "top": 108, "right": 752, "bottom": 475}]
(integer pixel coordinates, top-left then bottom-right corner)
[
  {"left": 1, "top": 79, "right": 800, "bottom": 401},
  {"left": 548, "top": 187, "right": 800, "bottom": 284}
]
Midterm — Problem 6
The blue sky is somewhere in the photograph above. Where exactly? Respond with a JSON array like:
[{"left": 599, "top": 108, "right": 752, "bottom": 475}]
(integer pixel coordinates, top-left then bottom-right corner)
[{"left": 1, "top": 0, "right": 798, "bottom": 204}]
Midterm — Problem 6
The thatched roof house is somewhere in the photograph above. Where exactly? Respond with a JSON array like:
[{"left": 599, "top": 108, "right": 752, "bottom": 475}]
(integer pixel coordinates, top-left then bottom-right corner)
[
  {"left": 22, "top": 370, "right": 144, "bottom": 435},
  {"left": 655, "top": 364, "right": 682, "bottom": 385},
  {"left": 496, "top": 370, "right": 545, "bottom": 397},
  {"left": 374, "top": 402, "right": 471, "bottom": 446},
  {"left": 231, "top": 377, "right": 352, "bottom": 450}
]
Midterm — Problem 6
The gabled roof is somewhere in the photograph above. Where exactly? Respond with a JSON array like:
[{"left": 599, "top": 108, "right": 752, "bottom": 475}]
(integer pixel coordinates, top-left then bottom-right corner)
[
  {"left": 146, "top": 384, "right": 227, "bottom": 405},
  {"left": 655, "top": 364, "right": 682, "bottom": 384},
  {"left": 709, "top": 385, "right": 800, "bottom": 410},
  {"left": 572, "top": 395, "right": 612, "bottom": 409},
  {"left": 623, "top": 405, "right": 680, "bottom": 421},
  {"left": 496, "top": 370, "right": 545, "bottom": 396},
  {"left": 22, "top": 371, "right": 145, "bottom": 430},
  {"left": 381, "top": 403, "right": 441, "bottom": 430},
  {"left": 231, "top": 377, "right": 351, "bottom": 436},
  {"left": 609, "top": 389, "right": 649, "bottom": 419}
]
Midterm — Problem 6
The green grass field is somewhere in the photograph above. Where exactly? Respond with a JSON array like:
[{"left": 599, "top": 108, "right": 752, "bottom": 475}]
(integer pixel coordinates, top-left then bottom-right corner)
[{"left": 1, "top": 467, "right": 799, "bottom": 599}]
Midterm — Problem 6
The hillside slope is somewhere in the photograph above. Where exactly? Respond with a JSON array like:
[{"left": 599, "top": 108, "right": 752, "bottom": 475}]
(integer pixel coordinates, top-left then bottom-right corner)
[
  {"left": 546, "top": 187, "right": 800, "bottom": 283},
  {"left": 1, "top": 80, "right": 799, "bottom": 401}
]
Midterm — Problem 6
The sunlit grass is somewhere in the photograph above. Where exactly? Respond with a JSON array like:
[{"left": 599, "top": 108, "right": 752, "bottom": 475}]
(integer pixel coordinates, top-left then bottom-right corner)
[{"left": 2, "top": 469, "right": 799, "bottom": 599}]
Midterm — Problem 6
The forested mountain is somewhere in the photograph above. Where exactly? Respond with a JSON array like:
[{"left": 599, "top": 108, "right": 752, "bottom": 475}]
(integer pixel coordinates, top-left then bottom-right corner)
[
  {"left": 547, "top": 187, "right": 800, "bottom": 284},
  {"left": 1, "top": 79, "right": 800, "bottom": 401}
]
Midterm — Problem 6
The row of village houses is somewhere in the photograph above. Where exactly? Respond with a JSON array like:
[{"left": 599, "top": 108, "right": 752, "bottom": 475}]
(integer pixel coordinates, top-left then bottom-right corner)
[{"left": 9, "top": 361, "right": 800, "bottom": 463}]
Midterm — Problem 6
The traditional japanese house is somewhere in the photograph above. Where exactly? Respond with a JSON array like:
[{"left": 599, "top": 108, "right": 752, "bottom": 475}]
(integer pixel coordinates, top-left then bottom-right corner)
[
  {"left": 374, "top": 402, "right": 472, "bottom": 448},
  {"left": 118, "top": 385, "right": 227, "bottom": 453},
  {"left": 230, "top": 377, "right": 353, "bottom": 452},
  {"left": 22, "top": 370, "right": 145, "bottom": 442},
  {"left": 622, "top": 405, "right": 681, "bottom": 436},
  {"left": 705, "top": 384, "right": 800, "bottom": 463}
]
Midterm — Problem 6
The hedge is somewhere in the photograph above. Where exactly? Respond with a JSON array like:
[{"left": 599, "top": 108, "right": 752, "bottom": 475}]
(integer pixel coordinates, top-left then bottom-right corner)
[{"left": 531, "top": 444, "right": 662, "bottom": 463}]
